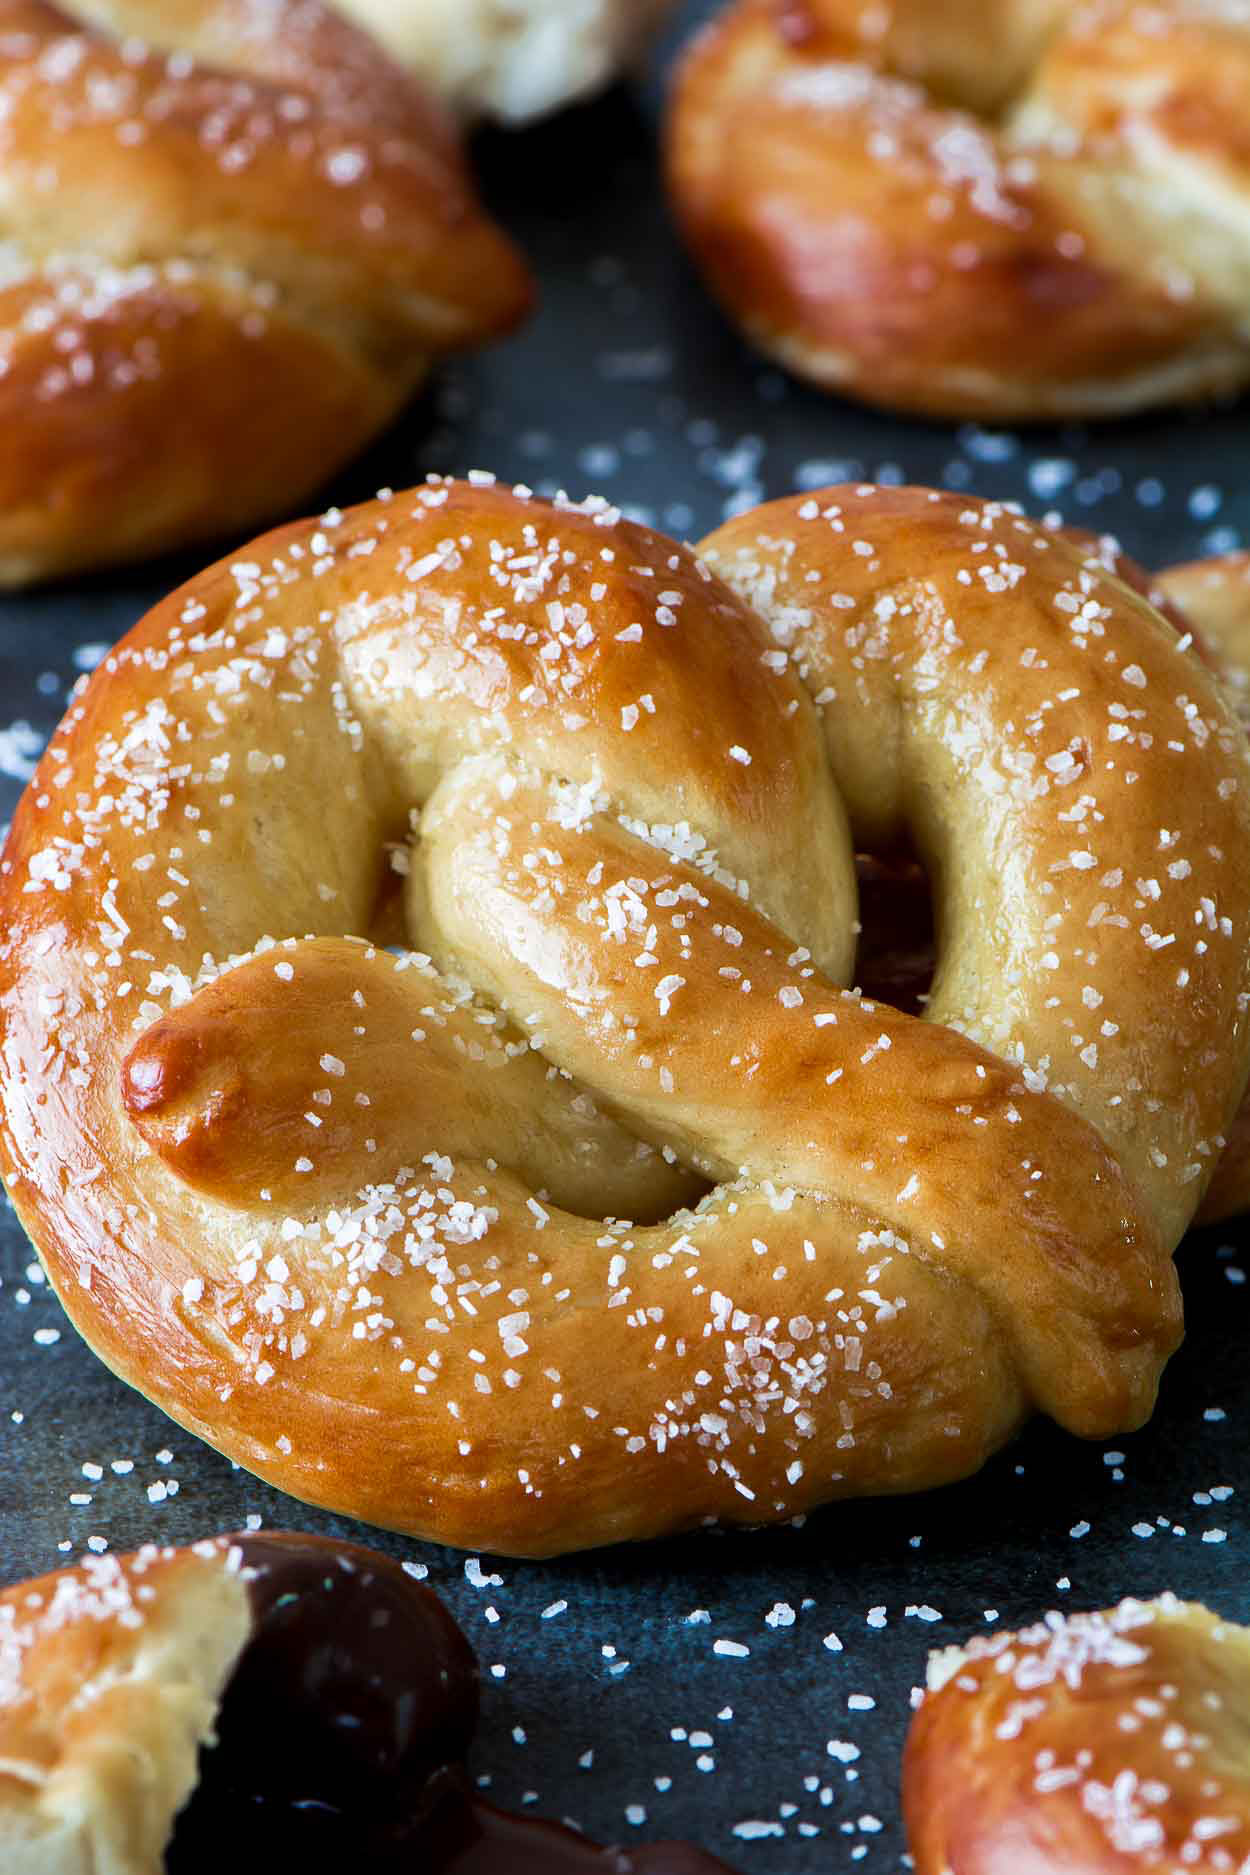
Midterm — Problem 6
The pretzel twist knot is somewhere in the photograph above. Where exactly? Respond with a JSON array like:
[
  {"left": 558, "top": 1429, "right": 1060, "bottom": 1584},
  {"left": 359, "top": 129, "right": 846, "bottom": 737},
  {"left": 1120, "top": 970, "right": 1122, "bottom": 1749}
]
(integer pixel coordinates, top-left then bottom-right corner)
[
  {"left": 3, "top": 481, "right": 1249, "bottom": 1555},
  {"left": 668, "top": 0, "right": 1250, "bottom": 421}
]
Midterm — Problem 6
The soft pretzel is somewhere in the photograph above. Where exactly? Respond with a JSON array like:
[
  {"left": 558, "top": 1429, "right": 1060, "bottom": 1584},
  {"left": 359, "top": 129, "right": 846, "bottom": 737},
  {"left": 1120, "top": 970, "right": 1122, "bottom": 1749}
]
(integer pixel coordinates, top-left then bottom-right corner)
[
  {"left": 667, "top": 0, "right": 1250, "bottom": 422},
  {"left": 2, "top": 480, "right": 1248, "bottom": 1556},
  {"left": 0, "top": 1, "right": 531, "bottom": 587},
  {"left": 904, "top": 1595, "right": 1250, "bottom": 1873},
  {"left": 0, "top": 1529, "right": 732, "bottom": 1872},
  {"left": 332, "top": 0, "right": 676, "bottom": 124}
]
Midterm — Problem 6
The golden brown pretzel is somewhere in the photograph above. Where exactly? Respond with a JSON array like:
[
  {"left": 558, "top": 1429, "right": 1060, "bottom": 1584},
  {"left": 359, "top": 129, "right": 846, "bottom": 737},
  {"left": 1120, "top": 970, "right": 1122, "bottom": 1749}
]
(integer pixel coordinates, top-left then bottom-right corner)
[
  {"left": 904, "top": 1596, "right": 1250, "bottom": 1874},
  {"left": 1159, "top": 553, "right": 1250, "bottom": 716},
  {"left": 0, "top": 1, "right": 530, "bottom": 587},
  {"left": 2, "top": 480, "right": 1249, "bottom": 1556},
  {"left": 667, "top": 0, "right": 1250, "bottom": 421},
  {"left": 0, "top": 1537, "right": 254, "bottom": 1871}
]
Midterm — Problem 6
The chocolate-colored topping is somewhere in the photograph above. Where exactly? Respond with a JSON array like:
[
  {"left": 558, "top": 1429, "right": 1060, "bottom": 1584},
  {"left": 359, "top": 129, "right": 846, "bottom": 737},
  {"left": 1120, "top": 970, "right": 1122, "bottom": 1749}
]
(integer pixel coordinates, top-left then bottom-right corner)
[
  {"left": 167, "top": 1532, "right": 477, "bottom": 1865},
  {"left": 166, "top": 1533, "right": 736, "bottom": 1873}
]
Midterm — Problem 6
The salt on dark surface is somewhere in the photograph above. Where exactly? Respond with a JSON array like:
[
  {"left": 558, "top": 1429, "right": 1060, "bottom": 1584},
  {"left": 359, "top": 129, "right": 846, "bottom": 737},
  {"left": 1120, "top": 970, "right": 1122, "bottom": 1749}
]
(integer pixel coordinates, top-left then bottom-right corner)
[{"left": 1, "top": 3, "right": 1248, "bottom": 1866}]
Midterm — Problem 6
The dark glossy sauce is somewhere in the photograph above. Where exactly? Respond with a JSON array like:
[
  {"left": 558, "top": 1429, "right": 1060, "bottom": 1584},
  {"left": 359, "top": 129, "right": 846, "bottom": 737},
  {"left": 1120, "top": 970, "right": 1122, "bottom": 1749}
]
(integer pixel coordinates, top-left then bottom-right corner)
[
  {"left": 166, "top": 1534, "right": 735, "bottom": 1874},
  {"left": 409, "top": 1774, "right": 743, "bottom": 1873}
]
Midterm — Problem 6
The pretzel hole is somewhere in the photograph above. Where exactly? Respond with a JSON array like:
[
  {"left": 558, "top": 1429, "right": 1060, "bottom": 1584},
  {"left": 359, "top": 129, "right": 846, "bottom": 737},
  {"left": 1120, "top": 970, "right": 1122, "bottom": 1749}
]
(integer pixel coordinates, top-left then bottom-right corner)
[
  {"left": 368, "top": 847, "right": 414, "bottom": 949},
  {"left": 853, "top": 852, "right": 935, "bottom": 1016}
]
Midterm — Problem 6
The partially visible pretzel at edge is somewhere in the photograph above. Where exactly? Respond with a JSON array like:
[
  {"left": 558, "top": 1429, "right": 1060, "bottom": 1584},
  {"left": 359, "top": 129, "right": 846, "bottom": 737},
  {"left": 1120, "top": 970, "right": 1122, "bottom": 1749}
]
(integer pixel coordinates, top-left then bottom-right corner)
[
  {"left": 667, "top": 0, "right": 1250, "bottom": 422},
  {"left": 1156, "top": 548, "right": 1250, "bottom": 1223},
  {"left": 1, "top": 480, "right": 1248, "bottom": 1556}
]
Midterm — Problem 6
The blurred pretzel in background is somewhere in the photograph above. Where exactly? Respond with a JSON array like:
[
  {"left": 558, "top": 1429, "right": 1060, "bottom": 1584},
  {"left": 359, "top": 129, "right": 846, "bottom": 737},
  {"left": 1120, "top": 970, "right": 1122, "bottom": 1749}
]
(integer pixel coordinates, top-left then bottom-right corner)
[
  {"left": 668, "top": 0, "right": 1250, "bottom": 421},
  {"left": 0, "top": 1, "right": 531, "bottom": 587}
]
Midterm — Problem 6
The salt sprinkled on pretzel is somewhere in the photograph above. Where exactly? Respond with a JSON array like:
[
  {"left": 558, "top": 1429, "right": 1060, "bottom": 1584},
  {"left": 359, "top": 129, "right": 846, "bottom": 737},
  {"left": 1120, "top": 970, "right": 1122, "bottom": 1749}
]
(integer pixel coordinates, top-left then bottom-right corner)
[
  {"left": 668, "top": 0, "right": 1250, "bottom": 421},
  {"left": 1152, "top": 548, "right": 1250, "bottom": 1223}
]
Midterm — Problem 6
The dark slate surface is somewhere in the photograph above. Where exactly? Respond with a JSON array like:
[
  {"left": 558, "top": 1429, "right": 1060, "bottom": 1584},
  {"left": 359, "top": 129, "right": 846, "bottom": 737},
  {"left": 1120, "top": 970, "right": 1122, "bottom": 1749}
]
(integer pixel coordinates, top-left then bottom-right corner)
[{"left": 1, "top": 5, "right": 1247, "bottom": 1866}]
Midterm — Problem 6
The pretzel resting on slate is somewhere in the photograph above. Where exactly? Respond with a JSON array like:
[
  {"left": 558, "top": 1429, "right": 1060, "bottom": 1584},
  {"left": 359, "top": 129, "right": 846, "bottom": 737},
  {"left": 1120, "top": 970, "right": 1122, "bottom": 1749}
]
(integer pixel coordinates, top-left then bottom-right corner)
[
  {"left": 668, "top": 0, "right": 1250, "bottom": 422},
  {"left": 0, "top": 0, "right": 530, "bottom": 587},
  {"left": 2, "top": 480, "right": 1248, "bottom": 1556}
]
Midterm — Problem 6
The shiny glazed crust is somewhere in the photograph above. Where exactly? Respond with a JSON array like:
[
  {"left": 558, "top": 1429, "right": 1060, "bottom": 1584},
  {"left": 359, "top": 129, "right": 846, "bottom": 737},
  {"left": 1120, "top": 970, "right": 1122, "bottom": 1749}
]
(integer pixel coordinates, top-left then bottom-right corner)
[
  {"left": 904, "top": 1596, "right": 1250, "bottom": 1873},
  {"left": 1155, "top": 550, "right": 1250, "bottom": 1222},
  {"left": 666, "top": 0, "right": 1250, "bottom": 421},
  {"left": 0, "top": 1539, "right": 251, "bottom": 1872},
  {"left": 2, "top": 479, "right": 1249, "bottom": 1555},
  {"left": 0, "top": 1, "right": 531, "bottom": 586}
]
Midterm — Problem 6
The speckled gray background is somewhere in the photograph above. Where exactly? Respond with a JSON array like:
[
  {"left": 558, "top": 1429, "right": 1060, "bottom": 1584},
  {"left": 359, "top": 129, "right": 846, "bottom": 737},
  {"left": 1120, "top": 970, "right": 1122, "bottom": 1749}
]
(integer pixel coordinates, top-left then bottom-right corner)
[{"left": 1, "top": 4, "right": 1248, "bottom": 1865}]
